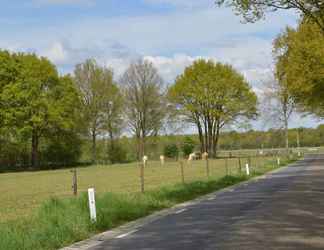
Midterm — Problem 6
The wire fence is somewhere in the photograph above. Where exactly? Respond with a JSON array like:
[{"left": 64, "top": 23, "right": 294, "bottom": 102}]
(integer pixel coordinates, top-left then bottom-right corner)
[{"left": 0, "top": 150, "right": 301, "bottom": 222}]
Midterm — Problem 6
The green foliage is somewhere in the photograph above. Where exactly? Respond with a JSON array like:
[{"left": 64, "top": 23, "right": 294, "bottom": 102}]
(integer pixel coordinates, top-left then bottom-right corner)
[
  {"left": 107, "top": 143, "right": 128, "bottom": 164},
  {"left": 169, "top": 59, "right": 257, "bottom": 157},
  {"left": 274, "top": 20, "right": 324, "bottom": 117},
  {"left": 163, "top": 143, "right": 179, "bottom": 158},
  {"left": 182, "top": 136, "right": 196, "bottom": 156},
  {"left": 0, "top": 50, "right": 81, "bottom": 169},
  {"left": 41, "top": 132, "right": 82, "bottom": 169},
  {"left": 216, "top": 0, "right": 324, "bottom": 32},
  {"left": 74, "top": 59, "right": 123, "bottom": 163}
]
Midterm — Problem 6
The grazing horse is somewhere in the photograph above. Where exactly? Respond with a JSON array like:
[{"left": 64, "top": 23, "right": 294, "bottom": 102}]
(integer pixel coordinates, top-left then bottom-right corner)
[{"left": 160, "top": 155, "right": 165, "bottom": 165}]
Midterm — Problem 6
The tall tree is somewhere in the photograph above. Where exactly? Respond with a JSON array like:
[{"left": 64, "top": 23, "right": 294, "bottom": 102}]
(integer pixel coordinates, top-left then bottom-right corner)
[
  {"left": 0, "top": 52, "right": 80, "bottom": 168},
  {"left": 120, "top": 60, "right": 166, "bottom": 159},
  {"left": 103, "top": 84, "right": 124, "bottom": 164},
  {"left": 273, "top": 20, "right": 324, "bottom": 117},
  {"left": 215, "top": 0, "right": 324, "bottom": 33},
  {"left": 74, "top": 59, "right": 120, "bottom": 164},
  {"left": 261, "top": 75, "right": 295, "bottom": 152},
  {"left": 169, "top": 59, "right": 257, "bottom": 157}
]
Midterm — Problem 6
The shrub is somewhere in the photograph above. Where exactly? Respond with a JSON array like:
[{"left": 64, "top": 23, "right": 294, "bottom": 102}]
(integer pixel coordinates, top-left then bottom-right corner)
[
  {"left": 181, "top": 136, "right": 196, "bottom": 156},
  {"left": 163, "top": 143, "right": 179, "bottom": 158}
]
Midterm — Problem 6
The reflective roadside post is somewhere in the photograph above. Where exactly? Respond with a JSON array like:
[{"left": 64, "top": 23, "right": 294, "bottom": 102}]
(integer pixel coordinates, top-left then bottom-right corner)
[
  {"left": 245, "top": 163, "right": 250, "bottom": 176},
  {"left": 88, "top": 188, "right": 97, "bottom": 222}
]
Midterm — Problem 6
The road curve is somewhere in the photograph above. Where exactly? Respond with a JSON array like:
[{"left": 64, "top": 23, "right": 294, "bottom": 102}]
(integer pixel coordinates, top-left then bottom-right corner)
[{"left": 84, "top": 154, "right": 324, "bottom": 250}]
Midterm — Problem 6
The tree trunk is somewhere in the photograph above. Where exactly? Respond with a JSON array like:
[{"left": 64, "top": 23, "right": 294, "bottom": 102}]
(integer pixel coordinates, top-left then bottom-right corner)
[
  {"left": 284, "top": 118, "right": 289, "bottom": 154},
  {"left": 207, "top": 117, "right": 213, "bottom": 157},
  {"left": 136, "top": 136, "right": 140, "bottom": 161},
  {"left": 203, "top": 118, "right": 208, "bottom": 153},
  {"left": 212, "top": 121, "right": 220, "bottom": 157},
  {"left": 92, "top": 131, "right": 97, "bottom": 164},
  {"left": 31, "top": 130, "right": 39, "bottom": 169},
  {"left": 108, "top": 129, "right": 114, "bottom": 163},
  {"left": 141, "top": 134, "right": 146, "bottom": 158},
  {"left": 194, "top": 113, "right": 204, "bottom": 154}
]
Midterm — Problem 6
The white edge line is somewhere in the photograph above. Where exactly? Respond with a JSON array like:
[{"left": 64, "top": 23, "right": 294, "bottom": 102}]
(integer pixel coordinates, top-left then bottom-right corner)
[
  {"left": 116, "top": 230, "right": 137, "bottom": 239},
  {"left": 175, "top": 208, "right": 187, "bottom": 214}
]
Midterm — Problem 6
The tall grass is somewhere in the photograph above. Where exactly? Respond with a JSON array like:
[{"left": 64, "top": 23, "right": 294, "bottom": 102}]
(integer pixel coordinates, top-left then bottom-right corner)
[{"left": 0, "top": 157, "right": 295, "bottom": 250}]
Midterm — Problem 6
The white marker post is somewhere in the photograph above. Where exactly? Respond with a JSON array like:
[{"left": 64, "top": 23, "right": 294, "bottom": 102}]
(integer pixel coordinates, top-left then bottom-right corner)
[
  {"left": 245, "top": 163, "right": 250, "bottom": 176},
  {"left": 88, "top": 188, "right": 97, "bottom": 222},
  {"left": 277, "top": 157, "right": 280, "bottom": 166}
]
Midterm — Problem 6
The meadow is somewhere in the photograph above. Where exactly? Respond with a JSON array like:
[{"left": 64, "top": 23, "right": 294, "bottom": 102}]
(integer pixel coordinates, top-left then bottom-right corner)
[{"left": 0, "top": 155, "right": 277, "bottom": 223}]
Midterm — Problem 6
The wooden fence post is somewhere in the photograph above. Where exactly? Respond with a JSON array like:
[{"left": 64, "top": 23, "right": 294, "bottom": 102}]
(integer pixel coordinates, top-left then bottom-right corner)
[
  {"left": 238, "top": 157, "right": 242, "bottom": 173},
  {"left": 205, "top": 153, "right": 210, "bottom": 178},
  {"left": 71, "top": 168, "right": 78, "bottom": 196},
  {"left": 140, "top": 162, "right": 145, "bottom": 193},
  {"left": 180, "top": 161, "right": 185, "bottom": 184},
  {"left": 225, "top": 158, "right": 229, "bottom": 176},
  {"left": 248, "top": 156, "right": 252, "bottom": 169}
]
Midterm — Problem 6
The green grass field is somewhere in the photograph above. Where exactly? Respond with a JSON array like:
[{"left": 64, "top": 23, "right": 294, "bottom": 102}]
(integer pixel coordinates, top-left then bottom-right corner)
[{"left": 0, "top": 156, "right": 276, "bottom": 222}]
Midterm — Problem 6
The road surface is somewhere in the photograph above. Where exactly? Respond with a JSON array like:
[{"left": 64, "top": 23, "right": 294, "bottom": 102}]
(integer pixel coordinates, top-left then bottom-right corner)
[{"left": 86, "top": 154, "right": 324, "bottom": 250}]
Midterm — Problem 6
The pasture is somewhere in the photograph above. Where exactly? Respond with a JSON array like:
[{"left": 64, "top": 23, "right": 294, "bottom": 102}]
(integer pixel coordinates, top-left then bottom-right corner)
[{"left": 0, "top": 155, "right": 277, "bottom": 222}]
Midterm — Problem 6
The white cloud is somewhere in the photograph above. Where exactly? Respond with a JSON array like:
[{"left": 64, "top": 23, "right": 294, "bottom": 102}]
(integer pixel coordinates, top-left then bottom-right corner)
[
  {"left": 144, "top": 54, "right": 197, "bottom": 83},
  {"left": 43, "top": 42, "right": 67, "bottom": 64},
  {"left": 1, "top": 3, "right": 296, "bottom": 91}
]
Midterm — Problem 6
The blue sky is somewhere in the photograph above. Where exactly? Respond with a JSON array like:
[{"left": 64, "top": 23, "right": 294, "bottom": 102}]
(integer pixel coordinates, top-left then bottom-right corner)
[{"left": 0, "top": 0, "right": 321, "bottom": 129}]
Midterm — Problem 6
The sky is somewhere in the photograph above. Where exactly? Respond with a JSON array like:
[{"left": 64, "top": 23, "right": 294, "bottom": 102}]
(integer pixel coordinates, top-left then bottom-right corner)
[{"left": 0, "top": 0, "right": 321, "bottom": 130}]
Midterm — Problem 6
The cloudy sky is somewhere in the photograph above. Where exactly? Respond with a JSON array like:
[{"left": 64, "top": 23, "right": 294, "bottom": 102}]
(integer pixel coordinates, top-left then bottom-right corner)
[{"left": 1, "top": 0, "right": 321, "bottom": 129}]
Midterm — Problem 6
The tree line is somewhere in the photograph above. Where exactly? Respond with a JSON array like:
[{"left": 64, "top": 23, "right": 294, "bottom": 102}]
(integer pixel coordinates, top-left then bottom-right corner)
[
  {"left": 80, "top": 124, "right": 324, "bottom": 163},
  {"left": 0, "top": 51, "right": 260, "bottom": 170}
]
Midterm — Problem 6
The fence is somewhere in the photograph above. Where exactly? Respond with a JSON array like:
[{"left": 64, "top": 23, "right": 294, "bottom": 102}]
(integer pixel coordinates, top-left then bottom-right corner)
[{"left": 0, "top": 150, "right": 301, "bottom": 222}]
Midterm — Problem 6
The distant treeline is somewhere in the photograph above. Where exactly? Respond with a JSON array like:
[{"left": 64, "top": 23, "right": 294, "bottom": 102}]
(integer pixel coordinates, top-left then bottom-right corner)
[
  {"left": 79, "top": 125, "right": 324, "bottom": 164},
  {"left": 0, "top": 124, "right": 323, "bottom": 172}
]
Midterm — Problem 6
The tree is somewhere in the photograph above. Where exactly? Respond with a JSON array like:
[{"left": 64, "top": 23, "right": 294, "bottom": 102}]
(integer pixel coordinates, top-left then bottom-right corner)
[
  {"left": 120, "top": 60, "right": 166, "bottom": 159},
  {"left": 169, "top": 59, "right": 257, "bottom": 157},
  {"left": 261, "top": 75, "right": 295, "bottom": 152},
  {"left": 103, "top": 83, "right": 124, "bottom": 164},
  {"left": 273, "top": 20, "right": 324, "bottom": 117},
  {"left": 216, "top": 0, "right": 324, "bottom": 33},
  {"left": 181, "top": 136, "right": 196, "bottom": 156},
  {"left": 0, "top": 52, "right": 80, "bottom": 168},
  {"left": 74, "top": 59, "right": 122, "bottom": 163}
]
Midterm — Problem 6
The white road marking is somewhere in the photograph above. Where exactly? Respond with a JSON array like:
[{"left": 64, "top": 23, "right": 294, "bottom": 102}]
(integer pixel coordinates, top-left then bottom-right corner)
[
  {"left": 116, "top": 230, "right": 137, "bottom": 239},
  {"left": 175, "top": 208, "right": 187, "bottom": 214},
  {"left": 208, "top": 197, "right": 215, "bottom": 200}
]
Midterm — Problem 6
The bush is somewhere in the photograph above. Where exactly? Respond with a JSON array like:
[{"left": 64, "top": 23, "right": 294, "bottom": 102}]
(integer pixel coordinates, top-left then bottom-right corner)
[
  {"left": 181, "top": 136, "right": 196, "bottom": 156},
  {"left": 41, "top": 132, "right": 82, "bottom": 169},
  {"left": 107, "top": 143, "right": 128, "bottom": 164},
  {"left": 163, "top": 143, "right": 179, "bottom": 158}
]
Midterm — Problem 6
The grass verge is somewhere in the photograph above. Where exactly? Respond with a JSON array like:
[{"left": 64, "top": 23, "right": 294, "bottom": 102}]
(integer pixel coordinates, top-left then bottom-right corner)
[{"left": 0, "top": 157, "right": 297, "bottom": 250}]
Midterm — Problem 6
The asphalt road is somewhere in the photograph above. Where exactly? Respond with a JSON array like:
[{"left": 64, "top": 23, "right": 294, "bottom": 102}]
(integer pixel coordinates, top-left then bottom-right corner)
[{"left": 88, "top": 154, "right": 324, "bottom": 250}]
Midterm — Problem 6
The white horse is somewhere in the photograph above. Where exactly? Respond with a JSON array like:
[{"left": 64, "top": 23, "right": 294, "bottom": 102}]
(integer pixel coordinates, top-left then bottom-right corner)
[
  {"left": 188, "top": 153, "right": 196, "bottom": 162},
  {"left": 143, "top": 155, "right": 148, "bottom": 165},
  {"left": 202, "top": 152, "right": 208, "bottom": 160},
  {"left": 160, "top": 155, "right": 165, "bottom": 165}
]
